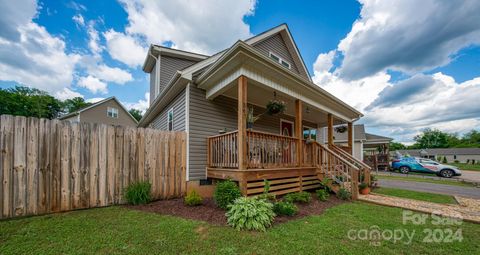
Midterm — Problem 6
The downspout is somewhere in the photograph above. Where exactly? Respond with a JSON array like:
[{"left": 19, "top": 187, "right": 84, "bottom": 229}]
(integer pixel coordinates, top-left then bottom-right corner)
[{"left": 148, "top": 51, "right": 160, "bottom": 99}]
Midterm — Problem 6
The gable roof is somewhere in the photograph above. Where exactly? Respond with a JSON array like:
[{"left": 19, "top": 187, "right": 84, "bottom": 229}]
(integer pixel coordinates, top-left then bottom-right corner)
[
  {"left": 59, "top": 97, "right": 139, "bottom": 124},
  {"left": 397, "top": 148, "right": 480, "bottom": 156},
  {"left": 245, "top": 23, "right": 311, "bottom": 81},
  {"left": 365, "top": 132, "right": 393, "bottom": 142},
  {"left": 143, "top": 45, "right": 208, "bottom": 73}
]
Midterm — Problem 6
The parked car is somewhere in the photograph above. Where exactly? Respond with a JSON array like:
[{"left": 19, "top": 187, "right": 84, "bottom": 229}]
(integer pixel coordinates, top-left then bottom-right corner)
[{"left": 391, "top": 157, "right": 462, "bottom": 178}]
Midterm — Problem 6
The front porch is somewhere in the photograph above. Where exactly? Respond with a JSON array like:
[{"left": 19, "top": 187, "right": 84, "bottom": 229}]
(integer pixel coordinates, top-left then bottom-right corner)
[{"left": 204, "top": 75, "right": 371, "bottom": 199}]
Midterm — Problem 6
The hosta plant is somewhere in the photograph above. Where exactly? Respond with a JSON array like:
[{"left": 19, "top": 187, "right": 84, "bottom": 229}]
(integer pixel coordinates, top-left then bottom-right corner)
[{"left": 226, "top": 197, "right": 275, "bottom": 231}]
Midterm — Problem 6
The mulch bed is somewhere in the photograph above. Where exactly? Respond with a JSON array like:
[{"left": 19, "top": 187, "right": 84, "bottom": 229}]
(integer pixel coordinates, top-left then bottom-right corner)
[{"left": 126, "top": 195, "right": 346, "bottom": 226}]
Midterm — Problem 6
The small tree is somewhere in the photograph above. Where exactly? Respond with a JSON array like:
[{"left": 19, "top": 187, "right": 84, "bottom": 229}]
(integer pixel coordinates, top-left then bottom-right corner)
[{"left": 442, "top": 156, "right": 447, "bottom": 163}]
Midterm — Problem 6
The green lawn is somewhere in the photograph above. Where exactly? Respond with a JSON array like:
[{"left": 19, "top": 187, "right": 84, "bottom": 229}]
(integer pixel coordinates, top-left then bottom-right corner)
[
  {"left": 1, "top": 203, "right": 479, "bottom": 254},
  {"left": 376, "top": 175, "right": 475, "bottom": 187},
  {"left": 373, "top": 187, "right": 457, "bottom": 204},
  {"left": 449, "top": 163, "right": 480, "bottom": 172}
]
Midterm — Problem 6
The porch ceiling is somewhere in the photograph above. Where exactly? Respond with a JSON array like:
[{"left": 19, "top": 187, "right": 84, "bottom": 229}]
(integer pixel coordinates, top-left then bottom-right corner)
[{"left": 222, "top": 80, "right": 344, "bottom": 127}]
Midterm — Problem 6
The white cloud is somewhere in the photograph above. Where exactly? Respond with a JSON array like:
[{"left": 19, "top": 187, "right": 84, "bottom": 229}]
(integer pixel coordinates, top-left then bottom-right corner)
[
  {"left": 103, "top": 0, "right": 256, "bottom": 67},
  {"left": 72, "top": 14, "right": 85, "bottom": 27},
  {"left": 0, "top": 22, "right": 80, "bottom": 94},
  {"left": 77, "top": 75, "right": 108, "bottom": 94},
  {"left": 337, "top": 0, "right": 480, "bottom": 80},
  {"left": 55, "top": 87, "right": 83, "bottom": 100},
  {"left": 103, "top": 29, "right": 147, "bottom": 67},
  {"left": 87, "top": 21, "right": 102, "bottom": 56},
  {"left": 124, "top": 92, "right": 149, "bottom": 113},
  {"left": 88, "top": 64, "right": 133, "bottom": 84},
  {"left": 0, "top": 0, "right": 37, "bottom": 41}
]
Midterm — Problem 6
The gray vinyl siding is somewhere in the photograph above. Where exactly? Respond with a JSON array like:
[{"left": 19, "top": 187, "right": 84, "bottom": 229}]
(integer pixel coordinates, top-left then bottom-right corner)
[
  {"left": 149, "top": 88, "right": 186, "bottom": 131},
  {"left": 159, "top": 56, "right": 196, "bottom": 95},
  {"left": 149, "top": 62, "right": 157, "bottom": 105},
  {"left": 188, "top": 85, "right": 317, "bottom": 180},
  {"left": 252, "top": 34, "right": 302, "bottom": 77}
]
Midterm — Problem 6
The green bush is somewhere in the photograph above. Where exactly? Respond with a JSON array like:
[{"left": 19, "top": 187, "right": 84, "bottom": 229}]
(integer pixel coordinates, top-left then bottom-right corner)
[
  {"left": 184, "top": 190, "right": 203, "bottom": 206},
  {"left": 442, "top": 156, "right": 447, "bottom": 163},
  {"left": 316, "top": 189, "right": 329, "bottom": 201},
  {"left": 213, "top": 180, "right": 242, "bottom": 209},
  {"left": 284, "top": 191, "right": 311, "bottom": 203},
  {"left": 125, "top": 181, "right": 152, "bottom": 205},
  {"left": 226, "top": 197, "right": 275, "bottom": 231},
  {"left": 320, "top": 178, "right": 332, "bottom": 193},
  {"left": 273, "top": 201, "right": 298, "bottom": 216},
  {"left": 337, "top": 188, "right": 351, "bottom": 200}
]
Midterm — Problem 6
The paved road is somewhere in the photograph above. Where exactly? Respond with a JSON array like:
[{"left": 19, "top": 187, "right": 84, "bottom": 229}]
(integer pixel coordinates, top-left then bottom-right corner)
[
  {"left": 378, "top": 179, "right": 480, "bottom": 199},
  {"left": 457, "top": 170, "right": 480, "bottom": 183}
]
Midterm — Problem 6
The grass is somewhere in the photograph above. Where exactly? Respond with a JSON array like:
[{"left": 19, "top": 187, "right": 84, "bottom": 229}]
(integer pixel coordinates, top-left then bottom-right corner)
[
  {"left": 449, "top": 163, "right": 480, "bottom": 172},
  {"left": 1, "top": 203, "right": 479, "bottom": 254},
  {"left": 376, "top": 175, "right": 475, "bottom": 187},
  {"left": 373, "top": 187, "right": 457, "bottom": 204}
]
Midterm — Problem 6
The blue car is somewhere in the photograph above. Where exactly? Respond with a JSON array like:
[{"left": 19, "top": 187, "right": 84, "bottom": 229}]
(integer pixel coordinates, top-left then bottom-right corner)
[{"left": 391, "top": 157, "right": 462, "bottom": 178}]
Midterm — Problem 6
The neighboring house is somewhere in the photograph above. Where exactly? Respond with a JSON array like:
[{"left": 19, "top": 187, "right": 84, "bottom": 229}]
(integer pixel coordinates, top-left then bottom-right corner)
[
  {"left": 59, "top": 97, "right": 138, "bottom": 127},
  {"left": 139, "top": 24, "right": 369, "bottom": 198},
  {"left": 395, "top": 148, "right": 480, "bottom": 163}
]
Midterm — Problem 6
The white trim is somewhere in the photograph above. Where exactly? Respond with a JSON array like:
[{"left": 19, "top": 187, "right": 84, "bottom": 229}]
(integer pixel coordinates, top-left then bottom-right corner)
[
  {"left": 352, "top": 125, "right": 355, "bottom": 157},
  {"left": 155, "top": 57, "right": 161, "bottom": 98},
  {"left": 279, "top": 119, "right": 295, "bottom": 136},
  {"left": 360, "top": 141, "right": 364, "bottom": 161},
  {"left": 185, "top": 83, "right": 190, "bottom": 181},
  {"left": 269, "top": 51, "right": 291, "bottom": 69},
  {"left": 167, "top": 107, "right": 174, "bottom": 131}
]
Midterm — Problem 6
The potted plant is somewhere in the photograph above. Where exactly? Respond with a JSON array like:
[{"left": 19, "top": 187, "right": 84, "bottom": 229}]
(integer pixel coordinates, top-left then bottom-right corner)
[
  {"left": 359, "top": 182, "right": 370, "bottom": 195},
  {"left": 266, "top": 100, "right": 286, "bottom": 115},
  {"left": 334, "top": 125, "right": 347, "bottom": 133}
]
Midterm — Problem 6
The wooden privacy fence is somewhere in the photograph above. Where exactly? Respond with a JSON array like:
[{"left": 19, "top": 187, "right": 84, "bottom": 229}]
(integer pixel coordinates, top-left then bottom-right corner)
[{"left": 0, "top": 115, "right": 186, "bottom": 220}]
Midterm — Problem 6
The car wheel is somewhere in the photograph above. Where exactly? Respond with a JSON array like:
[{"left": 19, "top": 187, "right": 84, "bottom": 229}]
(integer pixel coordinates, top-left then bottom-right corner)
[
  {"left": 399, "top": 166, "right": 410, "bottom": 174},
  {"left": 440, "top": 169, "right": 454, "bottom": 178}
]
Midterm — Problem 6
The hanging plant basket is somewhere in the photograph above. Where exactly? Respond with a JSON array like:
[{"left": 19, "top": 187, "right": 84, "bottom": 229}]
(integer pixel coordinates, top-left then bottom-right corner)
[
  {"left": 335, "top": 125, "right": 347, "bottom": 133},
  {"left": 266, "top": 100, "right": 286, "bottom": 115}
]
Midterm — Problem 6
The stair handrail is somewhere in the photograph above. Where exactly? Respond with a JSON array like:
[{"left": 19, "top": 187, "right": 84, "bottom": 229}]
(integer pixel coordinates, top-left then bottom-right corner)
[{"left": 330, "top": 144, "right": 372, "bottom": 170}]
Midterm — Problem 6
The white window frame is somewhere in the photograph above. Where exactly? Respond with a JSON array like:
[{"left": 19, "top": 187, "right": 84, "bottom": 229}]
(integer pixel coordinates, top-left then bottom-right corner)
[
  {"left": 269, "top": 51, "right": 291, "bottom": 69},
  {"left": 303, "top": 125, "right": 317, "bottom": 140},
  {"left": 167, "top": 108, "right": 174, "bottom": 131},
  {"left": 107, "top": 107, "right": 119, "bottom": 118}
]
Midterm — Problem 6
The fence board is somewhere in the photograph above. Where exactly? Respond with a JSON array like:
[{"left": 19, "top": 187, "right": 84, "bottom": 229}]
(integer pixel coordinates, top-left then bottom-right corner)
[
  {"left": 0, "top": 115, "right": 186, "bottom": 219},
  {"left": 26, "top": 117, "right": 39, "bottom": 215}
]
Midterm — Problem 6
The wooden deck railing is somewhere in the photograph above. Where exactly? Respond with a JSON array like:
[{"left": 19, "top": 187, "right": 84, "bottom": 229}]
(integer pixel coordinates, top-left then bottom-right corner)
[
  {"left": 246, "top": 130, "right": 298, "bottom": 168},
  {"left": 207, "top": 131, "right": 239, "bottom": 168},
  {"left": 331, "top": 145, "right": 371, "bottom": 185},
  {"left": 207, "top": 131, "right": 360, "bottom": 199}
]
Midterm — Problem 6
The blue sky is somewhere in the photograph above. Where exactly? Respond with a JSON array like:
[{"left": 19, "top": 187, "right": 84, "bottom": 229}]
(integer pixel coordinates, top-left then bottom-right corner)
[{"left": 1, "top": 0, "right": 479, "bottom": 143}]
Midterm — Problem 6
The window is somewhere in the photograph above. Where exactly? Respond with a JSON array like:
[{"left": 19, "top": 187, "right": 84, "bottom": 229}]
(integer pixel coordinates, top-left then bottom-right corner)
[
  {"left": 303, "top": 126, "right": 317, "bottom": 140},
  {"left": 269, "top": 52, "right": 291, "bottom": 69},
  {"left": 107, "top": 107, "right": 118, "bottom": 118},
  {"left": 167, "top": 108, "right": 174, "bottom": 131}
]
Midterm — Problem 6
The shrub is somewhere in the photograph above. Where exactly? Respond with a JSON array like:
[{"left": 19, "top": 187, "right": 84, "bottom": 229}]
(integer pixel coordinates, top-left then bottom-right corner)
[
  {"left": 226, "top": 197, "right": 275, "bottom": 231},
  {"left": 184, "top": 190, "right": 203, "bottom": 206},
  {"left": 442, "top": 156, "right": 447, "bottom": 163},
  {"left": 125, "top": 181, "right": 152, "bottom": 205},
  {"left": 284, "top": 191, "right": 311, "bottom": 203},
  {"left": 337, "top": 188, "right": 351, "bottom": 200},
  {"left": 320, "top": 178, "right": 332, "bottom": 193},
  {"left": 213, "top": 180, "right": 242, "bottom": 209},
  {"left": 316, "top": 189, "right": 329, "bottom": 201},
  {"left": 273, "top": 201, "right": 298, "bottom": 216}
]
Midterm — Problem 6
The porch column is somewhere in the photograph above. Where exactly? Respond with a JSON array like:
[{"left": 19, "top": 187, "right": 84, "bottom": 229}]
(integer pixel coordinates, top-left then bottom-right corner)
[
  {"left": 238, "top": 76, "right": 247, "bottom": 171},
  {"left": 348, "top": 122, "right": 353, "bottom": 155},
  {"left": 327, "top": 113, "right": 334, "bottom": 147},
  {"left": 295, "top": 100, "right": 303, "bottom": 166}
]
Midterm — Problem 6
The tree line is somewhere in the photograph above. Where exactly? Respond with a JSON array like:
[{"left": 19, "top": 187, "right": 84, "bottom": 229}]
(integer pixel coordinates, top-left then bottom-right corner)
[
  {"left": 0, "top": 86, "right": 143, "bottom": 121},
  {"left": 390, "top": 128, "right": 480, "bottom": 150}
]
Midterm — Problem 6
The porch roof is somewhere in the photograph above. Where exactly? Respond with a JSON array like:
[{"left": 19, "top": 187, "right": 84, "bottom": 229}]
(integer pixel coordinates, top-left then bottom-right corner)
[{"left": 195, "top": 40, "right": 363, "bottom": 123}]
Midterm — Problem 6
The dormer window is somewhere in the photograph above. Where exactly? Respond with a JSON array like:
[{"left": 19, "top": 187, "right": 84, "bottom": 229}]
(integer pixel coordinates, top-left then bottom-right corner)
[{"left": 269, "top": 52, "right": 291, "bottom": 69}]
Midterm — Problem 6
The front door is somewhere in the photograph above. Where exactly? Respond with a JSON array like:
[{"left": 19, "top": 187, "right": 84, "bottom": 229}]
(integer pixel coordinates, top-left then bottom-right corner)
[{"left": 280, "top": 120, "right": 294, "bottom": 137}]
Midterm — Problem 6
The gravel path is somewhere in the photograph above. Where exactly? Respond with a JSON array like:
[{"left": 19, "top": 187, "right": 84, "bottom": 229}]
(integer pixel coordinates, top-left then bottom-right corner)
[
  {"left": 359, "top": 194, "right": 480, "bottom": 223},
  {"left": 378, "top": 179, "right": 480, "bottom": 199}
]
